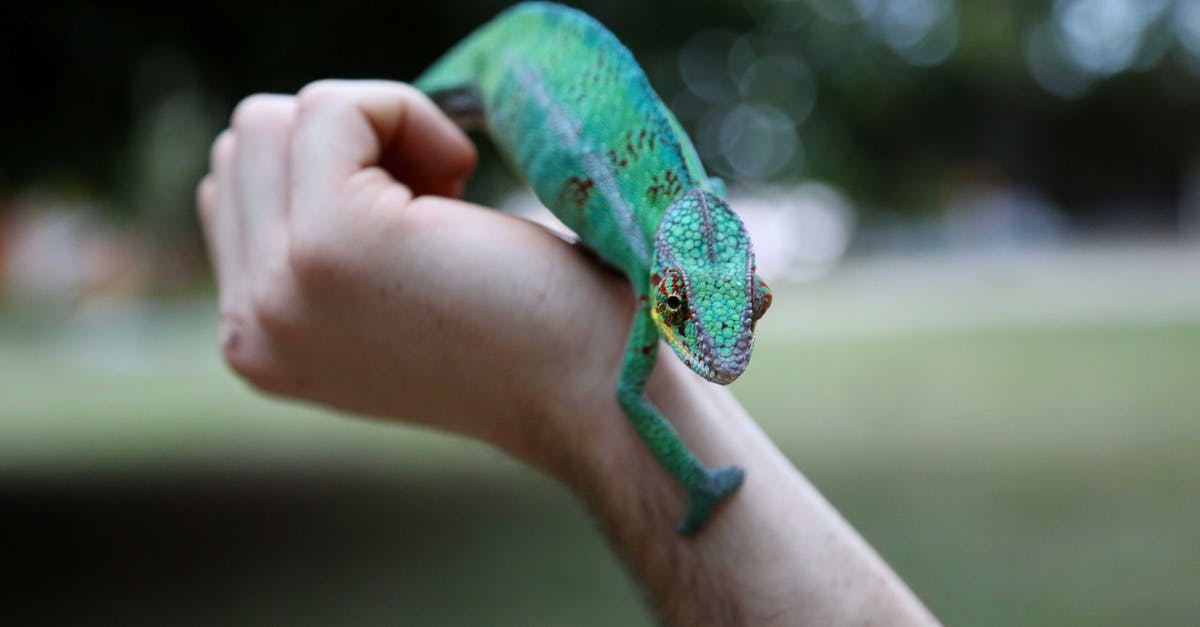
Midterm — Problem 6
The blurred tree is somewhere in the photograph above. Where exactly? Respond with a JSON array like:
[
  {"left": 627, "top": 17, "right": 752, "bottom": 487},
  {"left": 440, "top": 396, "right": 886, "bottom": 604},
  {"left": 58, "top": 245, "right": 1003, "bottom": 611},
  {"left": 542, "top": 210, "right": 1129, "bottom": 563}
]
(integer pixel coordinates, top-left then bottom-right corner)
[{"left": 1, "top": 0, "right": 1198, "bottom": 236}]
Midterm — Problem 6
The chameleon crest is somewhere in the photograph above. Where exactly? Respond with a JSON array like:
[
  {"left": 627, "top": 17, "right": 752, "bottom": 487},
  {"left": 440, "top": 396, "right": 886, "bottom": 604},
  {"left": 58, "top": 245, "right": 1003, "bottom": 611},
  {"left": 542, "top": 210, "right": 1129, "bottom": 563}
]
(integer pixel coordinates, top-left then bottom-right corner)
[{"left": 651, "top": 190, "right": 771, "bottom": 385}]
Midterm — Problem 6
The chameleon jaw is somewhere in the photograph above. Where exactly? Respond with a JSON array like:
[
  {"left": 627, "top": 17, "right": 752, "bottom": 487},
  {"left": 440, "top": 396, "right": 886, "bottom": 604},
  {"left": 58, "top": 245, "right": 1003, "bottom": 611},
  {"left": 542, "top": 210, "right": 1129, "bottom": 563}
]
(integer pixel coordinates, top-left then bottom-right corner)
[{"left": 651, "top": 306, "right": 744, "bottom": 385}]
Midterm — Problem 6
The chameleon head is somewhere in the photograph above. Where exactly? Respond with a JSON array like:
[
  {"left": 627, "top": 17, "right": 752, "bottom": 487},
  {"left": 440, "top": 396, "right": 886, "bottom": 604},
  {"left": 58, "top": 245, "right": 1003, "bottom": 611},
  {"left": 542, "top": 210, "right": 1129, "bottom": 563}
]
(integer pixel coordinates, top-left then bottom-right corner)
[{"left": 650, "top": 189, "right": 772, "bottom": 385}]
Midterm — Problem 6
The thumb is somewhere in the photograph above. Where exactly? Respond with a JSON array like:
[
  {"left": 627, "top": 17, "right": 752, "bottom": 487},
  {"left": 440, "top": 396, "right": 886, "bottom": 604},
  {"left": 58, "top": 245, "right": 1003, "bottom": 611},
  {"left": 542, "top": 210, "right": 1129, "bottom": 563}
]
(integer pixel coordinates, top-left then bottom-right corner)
[{"left": 290, "top": 80, "right": 476, "bottom": 228}]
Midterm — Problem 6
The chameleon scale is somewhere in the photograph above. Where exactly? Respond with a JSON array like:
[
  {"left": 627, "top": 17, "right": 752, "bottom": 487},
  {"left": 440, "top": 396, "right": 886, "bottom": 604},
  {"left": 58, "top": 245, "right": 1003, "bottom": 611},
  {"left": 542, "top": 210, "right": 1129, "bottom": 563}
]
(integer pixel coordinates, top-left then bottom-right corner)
[{"left": 415, "top": 2, "right": 770, "bottom": 534}]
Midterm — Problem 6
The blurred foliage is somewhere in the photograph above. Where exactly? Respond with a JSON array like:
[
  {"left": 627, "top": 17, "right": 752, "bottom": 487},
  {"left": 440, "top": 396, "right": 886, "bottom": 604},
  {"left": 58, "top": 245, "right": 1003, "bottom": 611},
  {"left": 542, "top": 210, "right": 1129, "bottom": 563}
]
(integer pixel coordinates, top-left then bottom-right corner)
[{"left": 2, "top": 0, "right": 1199, "bottom": 232}]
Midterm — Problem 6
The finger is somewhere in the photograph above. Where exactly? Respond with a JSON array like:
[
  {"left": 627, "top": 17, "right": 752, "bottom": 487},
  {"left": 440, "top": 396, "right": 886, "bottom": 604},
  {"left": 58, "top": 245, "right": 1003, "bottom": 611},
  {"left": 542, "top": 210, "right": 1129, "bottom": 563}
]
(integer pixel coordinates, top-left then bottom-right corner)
[
  {"left": 208, "top": 130, "right": 244, "bottom": 300},
  {"left": 231, "top": 94, "right": 295, "bottom": 258},
  {"left": 290, "top": 80, "right": 475, "bottom": 228},
  {"left": 378, "top": 85, "right": 477, "bottom": 198},
  {"left": 196, "top": 175, "right": 221, "bottom": 284}
]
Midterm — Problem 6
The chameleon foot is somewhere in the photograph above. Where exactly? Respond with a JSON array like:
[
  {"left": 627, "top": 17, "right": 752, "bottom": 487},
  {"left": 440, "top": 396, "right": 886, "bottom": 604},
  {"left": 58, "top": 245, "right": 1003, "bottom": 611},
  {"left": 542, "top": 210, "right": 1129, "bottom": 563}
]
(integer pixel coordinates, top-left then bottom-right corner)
[{"left": 675, "top": 465, "right": 745, "bottom": 535}]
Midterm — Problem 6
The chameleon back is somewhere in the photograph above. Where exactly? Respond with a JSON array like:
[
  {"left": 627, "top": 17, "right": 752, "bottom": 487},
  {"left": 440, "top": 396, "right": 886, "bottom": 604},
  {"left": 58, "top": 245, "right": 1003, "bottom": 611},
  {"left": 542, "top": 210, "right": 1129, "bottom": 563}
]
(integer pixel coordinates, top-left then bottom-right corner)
[{"left": 415, "top": 2, "right": 714, "bottom": 284}]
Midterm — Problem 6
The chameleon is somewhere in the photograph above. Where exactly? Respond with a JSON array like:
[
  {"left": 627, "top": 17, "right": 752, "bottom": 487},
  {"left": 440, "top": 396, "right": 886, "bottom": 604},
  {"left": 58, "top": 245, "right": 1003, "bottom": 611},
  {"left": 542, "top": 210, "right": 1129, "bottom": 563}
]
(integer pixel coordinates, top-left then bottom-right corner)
[{"left": 414, "top": 2, "right": 771, "bottom": 534}]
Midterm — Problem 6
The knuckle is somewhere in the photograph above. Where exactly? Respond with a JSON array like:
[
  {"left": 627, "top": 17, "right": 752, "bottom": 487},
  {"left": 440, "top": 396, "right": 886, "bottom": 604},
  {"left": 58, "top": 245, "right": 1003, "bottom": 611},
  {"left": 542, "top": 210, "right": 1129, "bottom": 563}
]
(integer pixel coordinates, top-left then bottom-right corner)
[
  {"left": 296, "top": 79, "right": 350, "bottom": 114},
  {"left": 231, "top": 93, "right": 284, "bottom": 131},
  {"left": 218, "top": 312, "right": 261, "bottom": 378},
  {"left": 250, "top": 273, "right": 298, "bottom": 337},
  {"left": 388, "top": 80, "right": 421, "bottom": 101},
  {"left": 221, "top": 343, "right": 258, "bottom": 383},
  {"left": 195, "top": 177, "right": 215, "bottom": 221},
  {"left": 286, "top": 228, "right": 341, "bottom": 286},
  {"left": 209, "top": 130, "right": 234, "bottom": 169},
  {"left": 219, "top": 312, "right": 295, "bottom": 396}
]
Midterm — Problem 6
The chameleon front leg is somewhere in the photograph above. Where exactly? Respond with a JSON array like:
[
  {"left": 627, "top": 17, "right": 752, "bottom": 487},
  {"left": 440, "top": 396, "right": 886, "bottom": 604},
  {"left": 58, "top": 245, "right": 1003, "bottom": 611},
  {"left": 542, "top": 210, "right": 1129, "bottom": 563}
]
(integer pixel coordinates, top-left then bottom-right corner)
[{"left": 616, "top": 303, "right": 745, "bottom": 534}]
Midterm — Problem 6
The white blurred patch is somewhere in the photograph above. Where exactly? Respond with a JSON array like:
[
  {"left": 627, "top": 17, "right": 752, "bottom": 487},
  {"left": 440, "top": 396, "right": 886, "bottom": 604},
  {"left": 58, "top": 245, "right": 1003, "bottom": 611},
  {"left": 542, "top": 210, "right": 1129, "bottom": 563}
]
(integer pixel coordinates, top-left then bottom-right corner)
[
  {"left": 498, "top": 182, "right": 857, "bottom": 284},
  {"left": 499, "top": 189, "right": 576, "bottom": 240},
  {"left": 730, "top": 182, "right": 856, "bottom": 283},
  {"left": 3, "top": 202, "right": 151, "bottom": 309}
]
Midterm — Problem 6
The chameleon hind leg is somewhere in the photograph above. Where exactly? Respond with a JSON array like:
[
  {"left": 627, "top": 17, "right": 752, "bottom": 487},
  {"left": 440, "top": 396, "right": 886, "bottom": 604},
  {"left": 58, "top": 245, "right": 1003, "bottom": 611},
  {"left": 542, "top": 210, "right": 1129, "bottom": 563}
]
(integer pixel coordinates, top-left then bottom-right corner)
[{"left": 616, "top": 305, "right": 745, "bottom": 534}]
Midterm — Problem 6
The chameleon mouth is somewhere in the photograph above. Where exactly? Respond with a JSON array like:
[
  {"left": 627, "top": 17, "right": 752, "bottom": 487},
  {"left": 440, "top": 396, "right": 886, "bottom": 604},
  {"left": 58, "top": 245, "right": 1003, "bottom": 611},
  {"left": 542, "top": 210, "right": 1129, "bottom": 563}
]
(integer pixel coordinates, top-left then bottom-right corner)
[
  {"left": 653, "top": 308, "right": 745, "bottom": 385},
  {"left": 678, "top": 347, "right": 743, "bottom": 385},
  {"left": 698, "top": 359, "right": 741, "bottom": 385}
]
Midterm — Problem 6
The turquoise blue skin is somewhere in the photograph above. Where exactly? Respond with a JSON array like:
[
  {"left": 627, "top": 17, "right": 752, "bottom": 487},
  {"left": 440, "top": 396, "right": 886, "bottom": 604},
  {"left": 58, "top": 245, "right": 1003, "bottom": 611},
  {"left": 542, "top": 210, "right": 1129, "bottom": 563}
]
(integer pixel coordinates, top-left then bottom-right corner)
[{"left": 415, "top": 2, "right": 771, "bottom": 534}]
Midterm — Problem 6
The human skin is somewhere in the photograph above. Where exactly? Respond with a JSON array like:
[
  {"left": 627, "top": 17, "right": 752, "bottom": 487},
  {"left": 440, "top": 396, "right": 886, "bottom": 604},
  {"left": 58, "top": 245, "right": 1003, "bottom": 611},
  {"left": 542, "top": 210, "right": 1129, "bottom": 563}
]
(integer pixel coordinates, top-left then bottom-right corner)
[{"left": 197, "top": 79, "right": 939, "bottom": 626}]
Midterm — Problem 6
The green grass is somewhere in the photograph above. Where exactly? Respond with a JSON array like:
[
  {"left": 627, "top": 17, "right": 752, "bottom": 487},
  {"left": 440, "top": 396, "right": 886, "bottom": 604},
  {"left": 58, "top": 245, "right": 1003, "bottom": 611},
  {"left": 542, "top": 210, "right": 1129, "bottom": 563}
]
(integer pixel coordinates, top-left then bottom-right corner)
[
  {"left": 3, "top": 310, "right": 1199, "bottom": 625},
  {"left": 738, "top": 324, "right": 1200, "bottom": 626}
]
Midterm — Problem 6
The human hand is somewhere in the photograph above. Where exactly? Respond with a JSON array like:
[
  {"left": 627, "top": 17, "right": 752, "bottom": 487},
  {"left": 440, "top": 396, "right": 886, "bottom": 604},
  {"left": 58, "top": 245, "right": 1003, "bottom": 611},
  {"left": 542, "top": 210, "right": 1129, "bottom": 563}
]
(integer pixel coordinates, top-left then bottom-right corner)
[
  {"left": 196, "top": 80, "right": 634, "bottom": 460},
  {"left": 197, "top": 79, "right": 940, "bottom": 627}
]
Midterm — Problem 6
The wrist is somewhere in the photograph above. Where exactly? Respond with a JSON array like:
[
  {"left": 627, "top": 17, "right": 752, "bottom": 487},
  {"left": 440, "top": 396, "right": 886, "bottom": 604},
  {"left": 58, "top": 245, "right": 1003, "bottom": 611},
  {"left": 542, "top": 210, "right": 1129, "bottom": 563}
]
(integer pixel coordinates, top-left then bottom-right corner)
[
  {"left": 493, "top": 271, "right": 648, "bottom": 478},
  {"left": 532, "top": 343, "right": 725, "bottom": 507}
]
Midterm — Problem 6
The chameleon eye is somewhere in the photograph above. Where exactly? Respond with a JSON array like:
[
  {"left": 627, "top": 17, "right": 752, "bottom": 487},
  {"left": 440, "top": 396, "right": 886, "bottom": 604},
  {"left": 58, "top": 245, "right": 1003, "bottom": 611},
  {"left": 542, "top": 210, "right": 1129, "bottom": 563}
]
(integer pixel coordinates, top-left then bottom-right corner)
[{"left": 665, "top": 295, "right": 683, "bottom": 311}]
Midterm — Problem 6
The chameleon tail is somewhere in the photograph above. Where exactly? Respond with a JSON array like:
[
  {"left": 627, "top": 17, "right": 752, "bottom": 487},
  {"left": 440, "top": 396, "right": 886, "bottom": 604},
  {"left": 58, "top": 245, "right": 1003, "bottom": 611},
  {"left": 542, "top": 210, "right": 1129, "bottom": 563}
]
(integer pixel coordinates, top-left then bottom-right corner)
[{"left": 618, "top": 307, "right": 745, "bottom": 535}]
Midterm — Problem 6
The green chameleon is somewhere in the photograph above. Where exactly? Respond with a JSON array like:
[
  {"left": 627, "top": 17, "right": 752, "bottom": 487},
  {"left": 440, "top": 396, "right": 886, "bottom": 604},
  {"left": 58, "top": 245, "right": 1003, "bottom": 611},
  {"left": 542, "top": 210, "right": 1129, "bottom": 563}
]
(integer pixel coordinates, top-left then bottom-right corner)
[{"left": 415, "top": 2, "right": 771, "bottom": 534}]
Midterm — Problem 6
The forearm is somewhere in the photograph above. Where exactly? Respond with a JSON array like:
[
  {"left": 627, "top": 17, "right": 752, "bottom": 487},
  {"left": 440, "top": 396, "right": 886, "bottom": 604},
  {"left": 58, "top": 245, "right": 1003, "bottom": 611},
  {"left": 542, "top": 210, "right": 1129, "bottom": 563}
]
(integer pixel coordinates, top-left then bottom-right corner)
[{"left": 533, "top": 347, "right": 938, "bottom": 626}]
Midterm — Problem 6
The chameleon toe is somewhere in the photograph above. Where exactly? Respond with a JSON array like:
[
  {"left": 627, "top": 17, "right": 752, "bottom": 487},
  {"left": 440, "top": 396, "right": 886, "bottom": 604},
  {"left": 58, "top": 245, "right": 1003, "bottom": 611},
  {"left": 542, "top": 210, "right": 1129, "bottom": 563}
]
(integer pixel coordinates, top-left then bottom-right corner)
[{"left": 675, "top": 465, "right": 746, "bottom": 535}]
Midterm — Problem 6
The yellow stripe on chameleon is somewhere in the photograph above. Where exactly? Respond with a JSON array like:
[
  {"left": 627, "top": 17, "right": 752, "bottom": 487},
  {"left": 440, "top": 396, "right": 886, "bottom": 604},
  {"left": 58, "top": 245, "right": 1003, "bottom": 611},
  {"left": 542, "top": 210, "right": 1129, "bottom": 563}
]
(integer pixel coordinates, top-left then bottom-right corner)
[
  {"left": 649, "top": 306, "right": 681, "bottom": 353},
  {"left": 651, "top": 306, "right": 714, "bottom": 379}
]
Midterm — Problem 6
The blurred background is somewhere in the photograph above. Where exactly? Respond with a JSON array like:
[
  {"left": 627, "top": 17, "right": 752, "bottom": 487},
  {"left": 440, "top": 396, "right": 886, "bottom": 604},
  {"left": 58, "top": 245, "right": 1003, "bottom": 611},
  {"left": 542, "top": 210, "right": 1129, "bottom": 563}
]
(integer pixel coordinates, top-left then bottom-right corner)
[{"left": 2, "top": 0, "right": 1198, "bottom": 624}]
